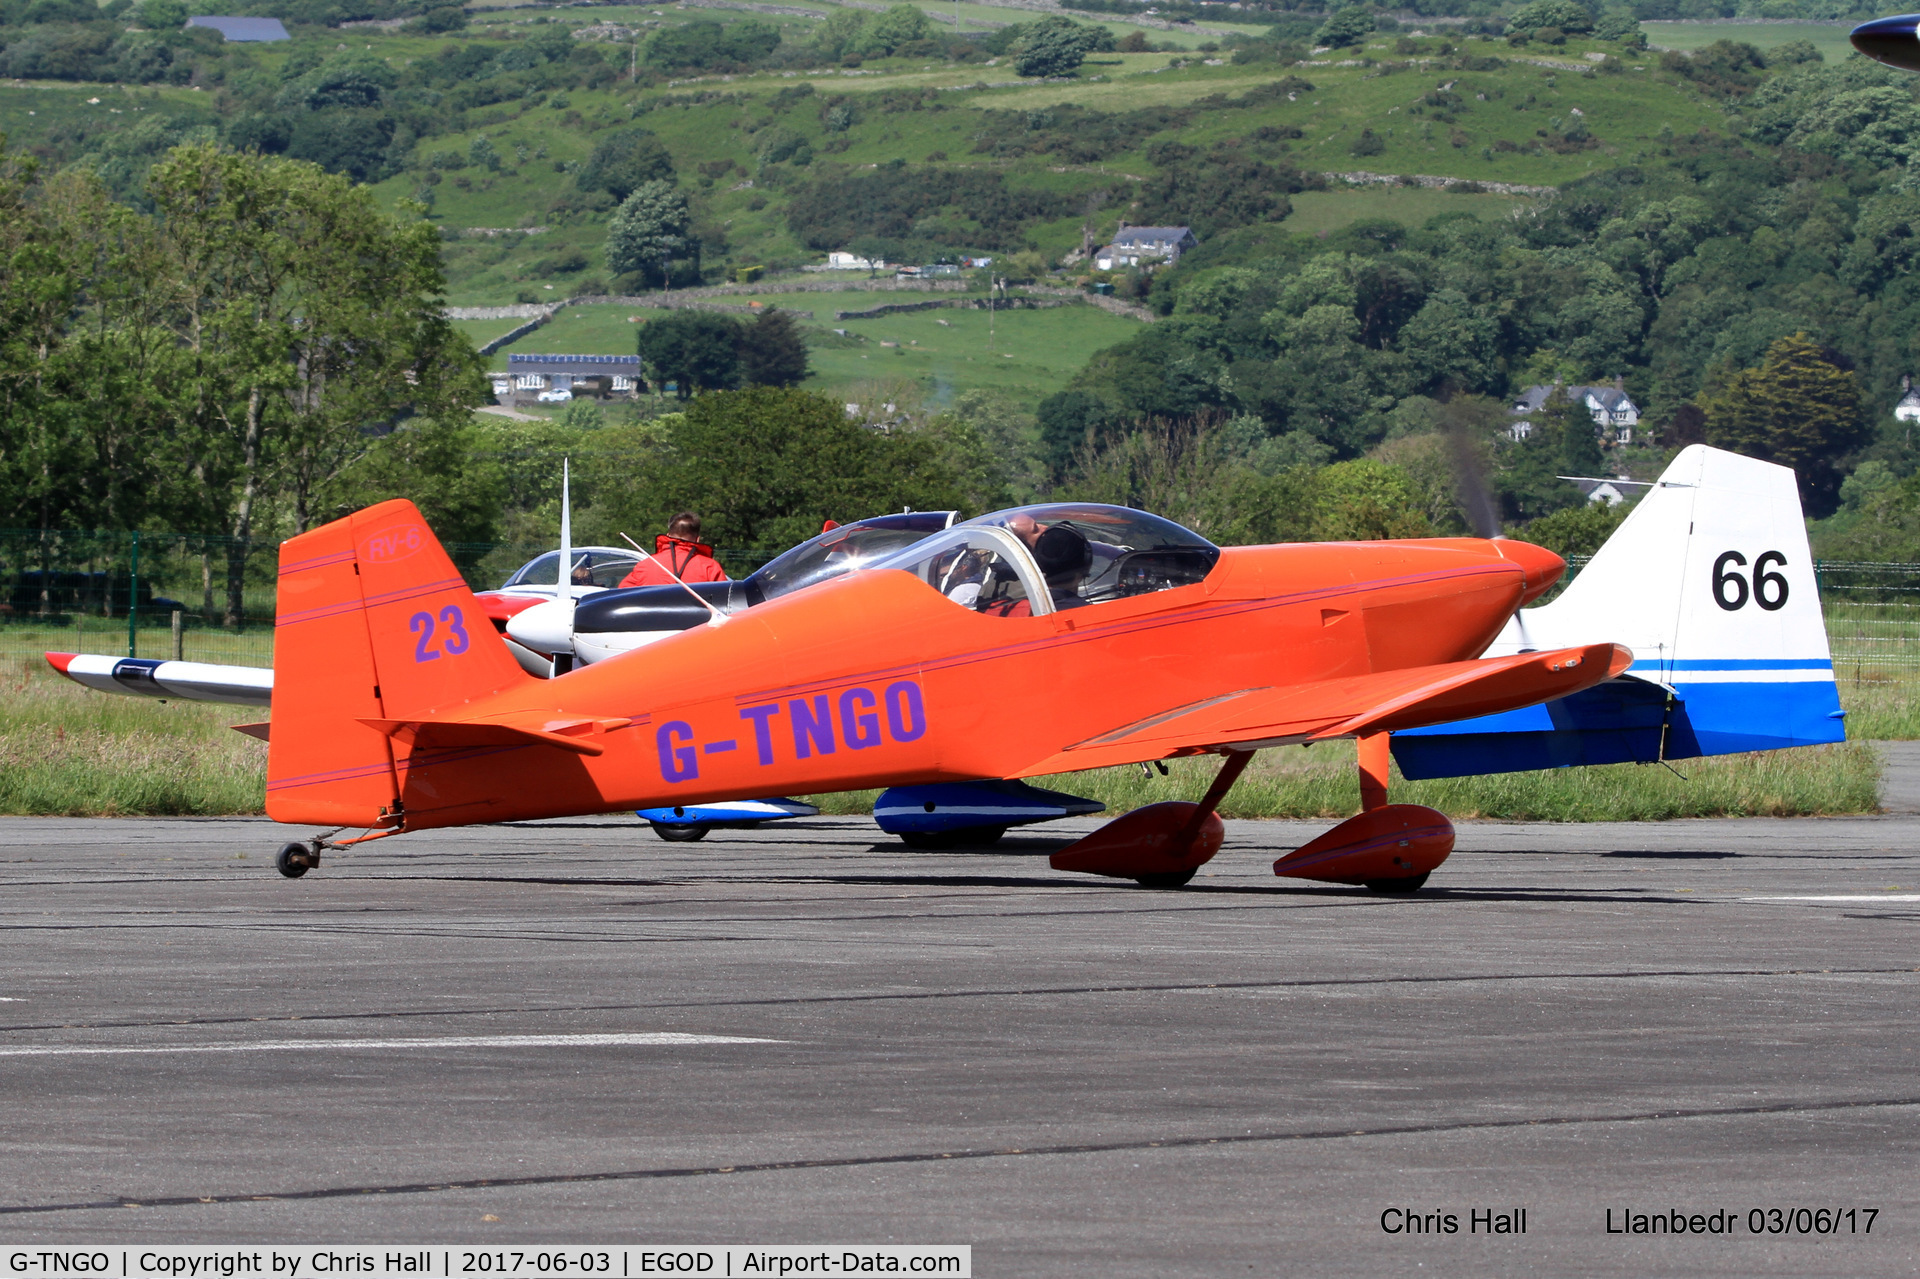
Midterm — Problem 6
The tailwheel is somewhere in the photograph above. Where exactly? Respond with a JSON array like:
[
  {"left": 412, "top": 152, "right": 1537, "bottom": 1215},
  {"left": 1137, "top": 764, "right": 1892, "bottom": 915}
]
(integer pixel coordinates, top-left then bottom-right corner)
[
  {"left": 1364, "top": 872, "right": 1430, "bottom": 894},
  {"left": 1133, "top": 869, "right": 1196, "bottom": 889},
  {"left": 650, "top": 822, "right": 710, "bottom": 842},
  {"left": 275, "top": 843, "right": 315, "bottom": 878}
]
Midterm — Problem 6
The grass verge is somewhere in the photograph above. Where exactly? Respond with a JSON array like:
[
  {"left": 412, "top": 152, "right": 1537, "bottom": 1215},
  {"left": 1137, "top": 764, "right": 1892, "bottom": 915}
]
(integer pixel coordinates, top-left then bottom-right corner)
[
  {"left": 0, "top": 659, "right": 266, "bottom": 816},
  {"left": 0, "top": 658, "right": 1888, "bottom": 820},
  {"left": 807, "top": 737, "right": 1883, "bottom": 823}
]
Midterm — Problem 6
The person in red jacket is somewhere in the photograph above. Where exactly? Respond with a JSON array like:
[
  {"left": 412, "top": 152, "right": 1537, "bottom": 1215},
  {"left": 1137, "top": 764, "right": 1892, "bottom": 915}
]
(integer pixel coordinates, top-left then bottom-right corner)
[{"left": 618, "top": 512, "right": 729, "bottom": 587}]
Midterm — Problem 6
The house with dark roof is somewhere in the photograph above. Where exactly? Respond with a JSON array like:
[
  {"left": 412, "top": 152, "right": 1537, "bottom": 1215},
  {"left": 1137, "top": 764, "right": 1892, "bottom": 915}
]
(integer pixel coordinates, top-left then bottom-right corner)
[
  {"left": 185, "top": 16, "right": 290, "bottom": 41},
  {"left": 1094, "top": 225, "right": 1197, "bottom": 270},
  {"left": 1510, "top": 382, "right": 1641, "bottom": 445},
  {"left": 494, "top": 354, "right": 643, "bottom": 404},
  {"left": 1562, "top": 475, "right": 1653, "bottom": 507}
]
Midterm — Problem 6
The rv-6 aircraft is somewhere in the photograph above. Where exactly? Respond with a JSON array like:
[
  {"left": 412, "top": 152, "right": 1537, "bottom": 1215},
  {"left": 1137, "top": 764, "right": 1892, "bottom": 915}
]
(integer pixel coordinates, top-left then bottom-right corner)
[
  {"left": 48, "top": 443, "right": 1843, "bottom": 883},
  {"left": 207, "top": 444, "right": 1835, "bottom": 889}
]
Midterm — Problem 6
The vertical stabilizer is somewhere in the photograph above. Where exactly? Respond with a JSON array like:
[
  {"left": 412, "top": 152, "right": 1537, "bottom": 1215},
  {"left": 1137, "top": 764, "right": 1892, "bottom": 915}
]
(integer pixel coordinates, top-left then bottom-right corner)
[
  {"left": 1393, "top": 446, "right": 1845, "bottom": 776},
  {"left": 267, "top": 501, "right": 529, "bottom": 827}
]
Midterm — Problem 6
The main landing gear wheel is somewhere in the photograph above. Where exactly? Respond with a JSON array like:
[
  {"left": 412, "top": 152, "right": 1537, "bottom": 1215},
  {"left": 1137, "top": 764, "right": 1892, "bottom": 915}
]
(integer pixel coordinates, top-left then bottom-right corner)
[
  {"left": 899, "top": 826, "right": 1006, "bottom": 850},
  {"left": 1133, "top": 869, "right": 1196, "bottom": 889},
  {"left": 1365, "top": 872, "right": 1430, "bottom": 894},
  {"left": 650, "top": 822, "right": 710, "bottom": 842},
  {"left": 275, "top": 843, "right": 313, "bottom": 878}
]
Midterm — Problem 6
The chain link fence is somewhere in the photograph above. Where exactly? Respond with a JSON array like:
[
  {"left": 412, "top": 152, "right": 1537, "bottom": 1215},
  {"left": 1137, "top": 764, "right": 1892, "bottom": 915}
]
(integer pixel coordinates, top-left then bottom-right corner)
[
  {"left": 0, "top": 530, "right": 779, "bottom": 669},
  {"left": 7, "top": 532, "right": 1918, "bottom": 679}
]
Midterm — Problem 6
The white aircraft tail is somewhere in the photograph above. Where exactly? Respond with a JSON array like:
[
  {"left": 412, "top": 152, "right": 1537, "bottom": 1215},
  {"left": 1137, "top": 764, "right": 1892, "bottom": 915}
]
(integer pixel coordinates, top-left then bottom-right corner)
[{"left": 1393, "top": 445, "right": 1845, "bottom": 777}]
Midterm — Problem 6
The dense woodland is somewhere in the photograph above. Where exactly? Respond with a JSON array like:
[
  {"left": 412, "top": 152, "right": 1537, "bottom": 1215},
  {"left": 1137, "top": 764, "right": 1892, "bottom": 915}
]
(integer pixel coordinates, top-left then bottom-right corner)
[{"left": 7, "top": 0, "right": 1920, "bottom": 582}]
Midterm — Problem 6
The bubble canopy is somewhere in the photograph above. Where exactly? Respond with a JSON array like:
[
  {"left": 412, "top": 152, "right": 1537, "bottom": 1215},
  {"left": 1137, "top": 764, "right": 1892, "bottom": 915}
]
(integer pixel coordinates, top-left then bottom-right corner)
[
  {"left": 960, "top": 503, "right": 1218, "bottom": 556},
  {"left": 868, "top": 503, "right": 1224, "bottom": 611}
]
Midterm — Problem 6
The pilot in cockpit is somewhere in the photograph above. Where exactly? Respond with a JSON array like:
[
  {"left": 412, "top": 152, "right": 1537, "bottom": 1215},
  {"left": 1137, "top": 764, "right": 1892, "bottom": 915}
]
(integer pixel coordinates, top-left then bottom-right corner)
[
  {"left": 976, "top": 522, "right": 1093, "bottom": 616},
  {"left": 1033, "top": 524, "right": 1093, "bottom": 610}
]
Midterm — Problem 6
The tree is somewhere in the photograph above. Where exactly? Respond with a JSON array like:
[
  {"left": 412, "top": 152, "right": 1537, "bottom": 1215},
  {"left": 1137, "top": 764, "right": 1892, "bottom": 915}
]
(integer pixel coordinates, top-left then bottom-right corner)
[
  {"left": 144, "top": 143, "right": 483, "bottom": 623},
  {"left": 575, "top": 129, "right": 675, "bottom": 203},
  {"left": 605, "top": 179, "right": 693, "bottom": 287},
  {"left": 588, "top": 386, "right": 974, "bottom": 550},
  {"left": 1311, "top": 8, "right": 1373, "bottom": 49},
  {"left": 323, "top": 416, "right": 505, "bottom": 549},
  {"left": 852, "top": 4, "right": 932, "bottom": 58},
  {"left": 1698, "top": 333, "right": 1869, "bottom": 515},
  {"left": 644, "top": 19, "right": 780, "bottom": 70},
  {"left": 636, "top": 311, "right": 741, "bottom": 398},
  {"left": 1520, "top": 499, "right": 1630, "bottom": 558},
  {"left": 1495, "top": 388, "right": 1594, "bottom": 524},
  {"left": 737, "top": 308, "right": 809, "bottom": 388},
  {"left": 1507, "top": 0, "right": 1592, "bottom": 33},
  {"left": 1036, "top": 389, "right": 1109, "bottom": 480},
  {"left": 0, "top": 142, "right": 86, "bottom": 562},
  {"left": 1309, "top": 459, "right": 1432, "bottom": 540},
  {"left": 134, "top": 0, "right": 185, "bottom": 28},
  {"left": 1398, "top": 288, "right": 1501, "bottom": 394},
  {"left": 1014, "top": 16, "right": 1101, "bottom": 78}
]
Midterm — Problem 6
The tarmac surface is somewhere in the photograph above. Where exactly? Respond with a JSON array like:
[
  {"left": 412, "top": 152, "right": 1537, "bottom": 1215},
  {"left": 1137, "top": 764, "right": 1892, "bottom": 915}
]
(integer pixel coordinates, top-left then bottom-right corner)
[{"left": 1, "top": 811, "right": 1918, "bottom": 1275}]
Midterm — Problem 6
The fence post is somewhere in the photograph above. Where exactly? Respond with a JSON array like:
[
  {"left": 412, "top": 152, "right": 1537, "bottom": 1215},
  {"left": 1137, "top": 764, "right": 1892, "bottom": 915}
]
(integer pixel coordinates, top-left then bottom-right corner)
[
  {"left": 171, "top": 609, "right": 183, "bottom": 662},
  {"left": 126, "top": 530, "right": 139, "bottom": 659}
]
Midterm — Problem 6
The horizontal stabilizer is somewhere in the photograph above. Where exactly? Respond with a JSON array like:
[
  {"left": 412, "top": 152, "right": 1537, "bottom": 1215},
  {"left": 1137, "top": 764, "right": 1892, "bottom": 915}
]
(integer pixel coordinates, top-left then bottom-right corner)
[
  {"left": 358, "top": 714, "right": 632, "bottom": 757},
  {"left": 46, "top": 653, "right": 273, "bottom": 707},
  {"left": 1035, "top": 643, "right": 1630, "bottom": 770}
]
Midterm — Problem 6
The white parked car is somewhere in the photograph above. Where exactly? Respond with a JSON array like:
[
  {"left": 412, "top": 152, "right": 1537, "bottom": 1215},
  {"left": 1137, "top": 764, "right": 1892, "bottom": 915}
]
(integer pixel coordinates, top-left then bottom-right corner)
[{"left": 536, "top": 389, "right": 573, "bottom": 403}]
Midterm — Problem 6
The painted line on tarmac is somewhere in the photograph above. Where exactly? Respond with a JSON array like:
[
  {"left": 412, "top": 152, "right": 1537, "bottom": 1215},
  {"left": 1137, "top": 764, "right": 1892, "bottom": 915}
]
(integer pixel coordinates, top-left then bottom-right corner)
[
  {"left": 0, "top": 1031, "right": 781, "bottom": 1058},
  {"left": 4, "top": 1094, "right": 1919, "bottom": 1217},
  {"left": 1744, "top": 895, "right": 1920, "bottom": 901}
]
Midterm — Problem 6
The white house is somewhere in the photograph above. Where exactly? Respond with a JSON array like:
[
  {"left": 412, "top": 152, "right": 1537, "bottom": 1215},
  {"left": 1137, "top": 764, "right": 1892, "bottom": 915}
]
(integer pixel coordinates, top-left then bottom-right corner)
[
  {"left": 495, "top": 353, "right": 642, "bottom": 403},
  {"left": 1510, "top": 382, "right": 1641, "bottom": 445},
  {"left": 1895, "top": 376, "right": 1920, "bottom": 423},
  {"left": 1094, "top": 225, "right": 1198, "bottom": 270},
  {"left": 826, "top": 251, "right": 886, "bottom": 270}
]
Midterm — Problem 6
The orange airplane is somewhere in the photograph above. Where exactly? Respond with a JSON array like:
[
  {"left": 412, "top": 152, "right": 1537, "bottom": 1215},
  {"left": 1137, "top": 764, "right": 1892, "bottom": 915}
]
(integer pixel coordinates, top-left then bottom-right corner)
[{"left": 261, "top": 498, "right": 1622, "bottom": 891}]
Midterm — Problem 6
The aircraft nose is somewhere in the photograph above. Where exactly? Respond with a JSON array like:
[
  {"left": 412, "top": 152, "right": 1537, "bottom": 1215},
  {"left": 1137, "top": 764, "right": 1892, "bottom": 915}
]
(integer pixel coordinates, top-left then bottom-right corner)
[
  {"left": 1852, "top": 15, "right": 1920, "bottom": 70},
  {"left": 1495, "top": 539, "right": 1566, "bottom": 606},
  {"left": 505, "top": 597, "right": 575, "bottom": 656}
]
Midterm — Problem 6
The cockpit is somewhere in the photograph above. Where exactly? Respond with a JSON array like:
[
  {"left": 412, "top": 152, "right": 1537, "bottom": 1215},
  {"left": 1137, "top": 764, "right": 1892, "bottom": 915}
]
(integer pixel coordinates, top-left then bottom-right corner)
[
  {"left": 502, "top": 547, "right": 645, "bottom": 590},
  {"left": 870, "top": 503, "right": 1221, "bottom": 616},
  {"left": 747, "top": 510, "right": 958, "bottom": 606}
]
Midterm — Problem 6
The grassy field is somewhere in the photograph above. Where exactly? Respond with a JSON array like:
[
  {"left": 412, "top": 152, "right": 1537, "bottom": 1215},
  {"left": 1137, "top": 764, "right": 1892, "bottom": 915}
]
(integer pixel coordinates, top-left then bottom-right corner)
[
  {"left": 1281, "top": 186, "right": 1532, "bottom": 236},
  {"left": 0, "top": 658, "right": 267, "bottom": 816},
  {"left": 1642, "top": 20, "right": 1856, "bottom": 62},
  {"left": 453, "top": 317, "right": 534, "bottom": 351},
  {"left": 490, "top": 294, "right": 1145, "bottom": 404},
  {"left": 0, "top": 652, "right": 1890, "bottom": 819},
  {"left": 458, "top": 0, "right": 1258, "bottom": 48}
]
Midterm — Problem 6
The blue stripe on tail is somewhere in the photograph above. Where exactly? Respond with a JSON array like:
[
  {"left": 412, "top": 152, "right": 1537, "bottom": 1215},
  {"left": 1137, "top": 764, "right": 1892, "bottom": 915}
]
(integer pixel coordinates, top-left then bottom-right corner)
[{"left": 1391, "top": 677, "right": 1846, "bottom": 781}]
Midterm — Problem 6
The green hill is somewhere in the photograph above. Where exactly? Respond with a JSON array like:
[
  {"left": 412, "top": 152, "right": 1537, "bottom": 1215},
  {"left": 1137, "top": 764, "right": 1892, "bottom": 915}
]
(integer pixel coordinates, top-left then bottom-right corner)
[{"left": 0, "top": 4, "right": 1722, "bottom": 309}]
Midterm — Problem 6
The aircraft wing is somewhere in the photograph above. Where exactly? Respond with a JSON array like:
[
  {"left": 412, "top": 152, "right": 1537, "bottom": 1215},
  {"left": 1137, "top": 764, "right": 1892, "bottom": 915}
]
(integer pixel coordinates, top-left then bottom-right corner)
[{"left": 1021, "top": 643, "right": 1631, "bottom": 774}]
